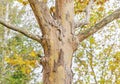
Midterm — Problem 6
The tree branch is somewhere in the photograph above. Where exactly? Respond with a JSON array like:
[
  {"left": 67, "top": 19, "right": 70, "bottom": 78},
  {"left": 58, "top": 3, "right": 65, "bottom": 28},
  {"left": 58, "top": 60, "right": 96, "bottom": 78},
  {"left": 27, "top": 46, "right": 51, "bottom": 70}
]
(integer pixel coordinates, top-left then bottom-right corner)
[
  {"left": 74, "top": 0, "right": 93, "bottom": 28},
  {"left": 28, "top": 0, "right": 59, "bottom": 35},
  {"left": 0, "top": 18, "right": 41, "bottom": 43},
  {"left": 77, "top": 8, "right": 120, "bottom": 42}
]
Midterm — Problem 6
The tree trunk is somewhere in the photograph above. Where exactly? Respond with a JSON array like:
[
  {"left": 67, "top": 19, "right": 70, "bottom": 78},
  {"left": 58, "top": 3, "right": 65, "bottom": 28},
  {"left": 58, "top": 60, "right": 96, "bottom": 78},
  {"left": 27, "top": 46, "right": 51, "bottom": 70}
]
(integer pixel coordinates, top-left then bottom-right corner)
[
  {"left": 41, "top": 27, "right": 74, "bottom": 84},
  {"left": 40, "top": 0, "right": 75, "bottom": 84}
]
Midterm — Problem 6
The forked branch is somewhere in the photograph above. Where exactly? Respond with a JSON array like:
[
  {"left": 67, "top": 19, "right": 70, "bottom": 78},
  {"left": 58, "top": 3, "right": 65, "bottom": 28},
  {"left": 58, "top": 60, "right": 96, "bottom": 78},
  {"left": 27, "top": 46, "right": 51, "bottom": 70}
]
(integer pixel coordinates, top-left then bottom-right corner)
[{"left": 28, "top": 0, "right": 59, "bottom": 35}]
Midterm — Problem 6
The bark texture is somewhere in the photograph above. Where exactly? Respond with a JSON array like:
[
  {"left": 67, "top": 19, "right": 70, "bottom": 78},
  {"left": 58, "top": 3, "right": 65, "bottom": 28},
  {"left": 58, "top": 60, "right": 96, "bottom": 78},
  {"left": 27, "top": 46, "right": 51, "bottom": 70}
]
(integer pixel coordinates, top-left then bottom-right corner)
[
  {"left": 0, "top": 0, "right": 120, "bottom": 84},
  {"left": 42, "top": 0, "right": 74, "bottom": 83},
  {"left": 29, "top": 0, "right": 75, "bottom": 84}
]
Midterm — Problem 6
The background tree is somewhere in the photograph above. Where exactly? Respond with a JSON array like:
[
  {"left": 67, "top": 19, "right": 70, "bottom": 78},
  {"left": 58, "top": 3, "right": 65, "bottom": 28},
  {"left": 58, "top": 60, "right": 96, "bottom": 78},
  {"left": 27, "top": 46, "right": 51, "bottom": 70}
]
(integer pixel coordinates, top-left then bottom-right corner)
[
  {"left": 0, "top": 0, "right": 42, "bottom": 83},
  {"left": 0, "top": 0, "right": 120, "bottom": 84}
]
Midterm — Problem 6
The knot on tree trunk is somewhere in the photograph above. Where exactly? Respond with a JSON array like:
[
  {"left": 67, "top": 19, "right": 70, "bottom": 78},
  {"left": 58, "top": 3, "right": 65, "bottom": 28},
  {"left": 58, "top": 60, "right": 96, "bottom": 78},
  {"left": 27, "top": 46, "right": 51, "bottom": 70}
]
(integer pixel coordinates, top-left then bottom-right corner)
[{"left": 39, "top": 55, "right": 49, "bottom": 67}]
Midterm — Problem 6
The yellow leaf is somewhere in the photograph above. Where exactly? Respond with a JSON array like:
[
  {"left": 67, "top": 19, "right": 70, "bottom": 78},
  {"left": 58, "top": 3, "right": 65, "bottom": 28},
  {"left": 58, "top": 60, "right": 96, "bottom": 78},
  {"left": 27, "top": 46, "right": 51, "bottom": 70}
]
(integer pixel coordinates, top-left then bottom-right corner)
[
  {"left": 30, "top": 51, "right": 37, "bottom": 57},
  {"left": 30, "top": 60, "right": 36, "bottom": 67},
  {"left": 9, "top": 60, "right": 17, "bottom": 66},
  {"left": 17, "top": 0, "right": 29, "bottom": 6},
  {"left": 22, "top": 1, "right": 29, "bottom": 5},
  {"left": 21, "top": 66, "right": 31, "bottom": 74},
  {"left": 98, "top": 7, "right": 104, "bottom": 11},
  {"left": 21, "top": 67, "right": 26, "bottom": 74},
  {"left": 5, "top": 57, "right": 10, "bottom": 62},
  {"left": 89, "top": 37, "right": 95, "bottom": 44},
  {"left": 25, "top": 60, "right": 30, "bottom": 65},
  {"left": 26, "top": 68, "right": 31, "bottom": 74},
  {"left": 109, "top": 65, "right": 116, "bottom": 71}
]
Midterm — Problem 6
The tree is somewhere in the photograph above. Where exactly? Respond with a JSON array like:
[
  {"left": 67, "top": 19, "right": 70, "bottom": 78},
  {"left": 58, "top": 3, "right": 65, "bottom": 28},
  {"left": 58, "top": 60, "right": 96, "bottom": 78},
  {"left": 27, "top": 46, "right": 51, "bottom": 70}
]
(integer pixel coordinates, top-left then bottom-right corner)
[
  {"left": 0, "top": 1, "right": 39, "bottom": 83},
  {"left": 0, "top": 0, "right": 120, "bottom": 84}
]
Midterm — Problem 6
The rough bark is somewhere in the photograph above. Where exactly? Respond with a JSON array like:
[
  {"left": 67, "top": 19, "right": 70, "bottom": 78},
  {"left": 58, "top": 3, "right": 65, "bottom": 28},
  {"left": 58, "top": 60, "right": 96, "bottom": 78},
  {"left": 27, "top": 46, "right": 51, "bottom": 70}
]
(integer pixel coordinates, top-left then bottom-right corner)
[
  {"left": 28, "top": 0, "right": 75, "bottom": 84},
  {"left": 40, "top": 0, "right": 74, "bottom": 83}
]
